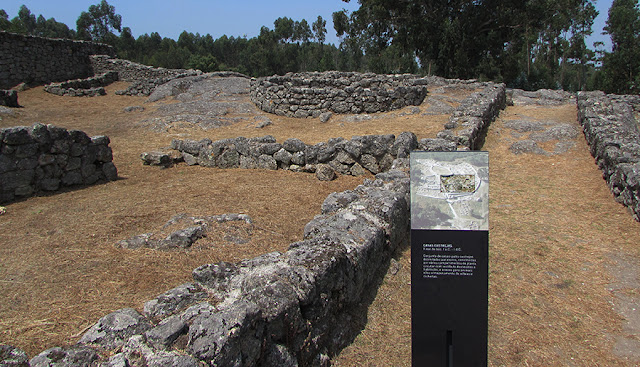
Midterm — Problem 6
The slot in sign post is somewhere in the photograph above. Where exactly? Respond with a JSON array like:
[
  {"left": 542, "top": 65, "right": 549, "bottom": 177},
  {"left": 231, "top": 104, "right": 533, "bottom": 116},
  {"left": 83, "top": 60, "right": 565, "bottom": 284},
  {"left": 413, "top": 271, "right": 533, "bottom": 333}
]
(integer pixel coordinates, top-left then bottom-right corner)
[{"left": 410, "top": 151, "right": 489, "bottom": 367}]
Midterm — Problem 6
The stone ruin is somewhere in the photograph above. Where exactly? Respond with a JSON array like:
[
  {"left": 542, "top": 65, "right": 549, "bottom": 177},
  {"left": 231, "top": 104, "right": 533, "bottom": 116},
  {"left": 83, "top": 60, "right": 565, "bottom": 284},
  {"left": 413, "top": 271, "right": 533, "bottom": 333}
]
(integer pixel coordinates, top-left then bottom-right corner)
[
  {"left": 251, "top": 71, "right": 428, "bottom": 118},
  {"left": 3, "top": 31, "right": 640, "bottom": 367},
  {"left": 0, "top": 123, "right": 117, "bottom": 204},
  {"left": 0, "top": 31, "right": 115, "bottom": 89},
  {"left": 44, "top": 71, "right": 119, "bottom": 97},
  {"left": 578, "top": 91, "right": 640, "bottom": 220}
]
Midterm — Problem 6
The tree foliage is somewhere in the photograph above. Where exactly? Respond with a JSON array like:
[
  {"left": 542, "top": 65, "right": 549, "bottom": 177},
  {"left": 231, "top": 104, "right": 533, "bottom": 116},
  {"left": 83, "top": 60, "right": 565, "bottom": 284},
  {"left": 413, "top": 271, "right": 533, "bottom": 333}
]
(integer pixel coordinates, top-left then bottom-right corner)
[
  {"left": 2, "top": 1, "right": 638, "bottom": 92},
  {"left": 76, "top": 0, "right": 122, "bottom": 44},
  {"left": 0, "top": 5, "right": 75, "bottom": 38},
  {"left": 600, "top": 0, "right": 640, "bottom": 94},
  {"left": 336, "top": 0, "right": 599, "bottom": 90}
]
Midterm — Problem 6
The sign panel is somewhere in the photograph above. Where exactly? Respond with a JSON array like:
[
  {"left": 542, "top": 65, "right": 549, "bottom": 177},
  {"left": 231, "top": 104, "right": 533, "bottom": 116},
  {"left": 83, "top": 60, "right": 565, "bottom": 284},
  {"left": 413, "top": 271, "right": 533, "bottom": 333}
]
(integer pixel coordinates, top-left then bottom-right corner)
[{"left": 410, "top": 151, "right": 489, "bottom": 367}]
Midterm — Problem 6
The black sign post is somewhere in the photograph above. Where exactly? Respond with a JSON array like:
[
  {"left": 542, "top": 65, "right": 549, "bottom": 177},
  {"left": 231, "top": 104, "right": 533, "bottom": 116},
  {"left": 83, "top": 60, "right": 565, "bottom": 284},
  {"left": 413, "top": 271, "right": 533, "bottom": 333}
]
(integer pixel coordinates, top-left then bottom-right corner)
[{"left": 410, "top": 152, "right": 489, "bottom": 367}]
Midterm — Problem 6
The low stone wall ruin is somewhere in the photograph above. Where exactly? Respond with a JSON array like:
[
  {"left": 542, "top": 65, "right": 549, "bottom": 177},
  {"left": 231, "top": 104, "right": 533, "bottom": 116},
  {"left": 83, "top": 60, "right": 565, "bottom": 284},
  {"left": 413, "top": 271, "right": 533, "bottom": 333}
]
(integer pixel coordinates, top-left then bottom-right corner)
[
  {"left": 250, "top": 71, "right": 428, "bottom": 118},
  {"left": 44, "top": 71, "right": 119, "bottom": 97},
  {"left": 0, "top": 123, "right": 117, "bottom": 203},
  {"left": 577, "top": 91, "right": 640, "bottom": 220},
  {"left": 0, "top": 31, "right": 115, "bottom": 89},
  {"left": 89, "top": 55, "right": 203, "bottom": 96},
  {"left": 438, "top": 83, "right": 507, "bottom": 149},
  {"left": 141, "top": 133, "right": 456, "bottom": 180},
  {"left": 90, "top": 55, "right": 201, "bottom": 83},
  {"left": 10, "top": 159, "right": 410, "bottom": 367}
]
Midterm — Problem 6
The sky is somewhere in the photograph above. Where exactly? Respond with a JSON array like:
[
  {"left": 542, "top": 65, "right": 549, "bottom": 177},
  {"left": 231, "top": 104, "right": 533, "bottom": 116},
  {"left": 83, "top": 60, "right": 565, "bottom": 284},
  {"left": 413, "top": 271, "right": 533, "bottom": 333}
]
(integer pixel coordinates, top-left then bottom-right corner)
[{"left": 3, "top": 0, "right": 614, "bottom": 50}]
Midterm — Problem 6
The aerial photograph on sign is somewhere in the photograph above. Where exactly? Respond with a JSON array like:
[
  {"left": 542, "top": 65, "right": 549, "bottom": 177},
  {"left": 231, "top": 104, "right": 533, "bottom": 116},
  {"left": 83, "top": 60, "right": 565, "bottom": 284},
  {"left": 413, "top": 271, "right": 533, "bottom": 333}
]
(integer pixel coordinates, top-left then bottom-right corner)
[{"left": 410, "top": 151, "right": 489, "bottom": 231}]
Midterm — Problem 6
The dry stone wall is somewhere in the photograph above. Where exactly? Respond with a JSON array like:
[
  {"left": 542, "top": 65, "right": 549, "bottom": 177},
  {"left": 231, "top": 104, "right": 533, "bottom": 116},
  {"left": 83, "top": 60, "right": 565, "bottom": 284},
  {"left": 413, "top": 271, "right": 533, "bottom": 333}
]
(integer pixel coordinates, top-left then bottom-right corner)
[
  {"left": 44, "top": 71, "right": 119, "bottom": 97},
  {"left": 577, "top": 91, "right": 640, "bottom": 220},
  {"left": 251, "top": 71, "right": 428, "bottom": 118},
  {"left": 437, "top": 83, "right": 507, "bottom": 149},
  {"left": 0, "top": 31, "right": 115, "bottom": 89},
  {"left": 90, "top": 55, "right": 204, "bottom": 96},
  {"left": 8, "top": 160, "right": 411, "bottom": 367},
  {"left": 141, "top": 133, "right": 456, "bottom": 181},
  {"left": 0, "top": 123, "right": 117, "bottom": 203}
]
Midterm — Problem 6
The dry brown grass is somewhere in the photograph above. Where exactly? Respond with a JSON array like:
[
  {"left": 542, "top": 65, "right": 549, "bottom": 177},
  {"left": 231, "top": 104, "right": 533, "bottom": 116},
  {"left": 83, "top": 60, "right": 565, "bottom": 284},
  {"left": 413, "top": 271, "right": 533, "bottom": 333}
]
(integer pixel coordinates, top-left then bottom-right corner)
[
  {"left": 0, "top": 81, "right": 455, "bottom": 357},
  {"left": 333, "top": 104, "right": 640, "bottom": 366}
]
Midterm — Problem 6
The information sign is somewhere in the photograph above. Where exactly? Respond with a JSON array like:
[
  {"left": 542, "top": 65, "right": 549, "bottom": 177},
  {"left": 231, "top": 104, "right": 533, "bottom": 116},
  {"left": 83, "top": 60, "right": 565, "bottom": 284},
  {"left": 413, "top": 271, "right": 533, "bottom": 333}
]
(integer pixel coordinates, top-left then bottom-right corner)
[{"left": 410, "top": 151, "right": 489, "bottom": 367}]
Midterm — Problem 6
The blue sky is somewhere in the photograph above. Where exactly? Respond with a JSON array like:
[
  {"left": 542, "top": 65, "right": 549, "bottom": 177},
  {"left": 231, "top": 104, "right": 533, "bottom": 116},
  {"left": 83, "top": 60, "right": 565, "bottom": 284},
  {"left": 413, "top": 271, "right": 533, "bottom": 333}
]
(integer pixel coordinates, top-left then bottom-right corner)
[{"left": 3, "top": 0, "right": 613, "bottom": 49}]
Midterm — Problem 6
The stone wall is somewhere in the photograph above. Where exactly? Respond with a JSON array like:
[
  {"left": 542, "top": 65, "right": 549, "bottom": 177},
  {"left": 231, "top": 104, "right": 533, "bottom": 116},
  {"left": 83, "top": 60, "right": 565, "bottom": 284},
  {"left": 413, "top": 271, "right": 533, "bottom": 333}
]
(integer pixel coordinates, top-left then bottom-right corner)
[
  {"left": 437, "top": 83, "right": 507, "bottom": 149},
  {"left": 44, "top": 71, "right": 119, "bottom": 97},
  {"left": 250, "top": 71, "right": 428, "bottom": 118},
  {"left": 0, "top": 123, "right": 117, "bottom": 203},
  {"left": 13, "top": 159, "right": 411, "bottom": 367},
  {"left": 0, "top": 31, "right": 115, "bottom": 89},
  {"left": 577, "top": 91, "right": 640, "bottom": 220},
  {"left": 141, "top": 133, "right": 456, "bottom": 181}
]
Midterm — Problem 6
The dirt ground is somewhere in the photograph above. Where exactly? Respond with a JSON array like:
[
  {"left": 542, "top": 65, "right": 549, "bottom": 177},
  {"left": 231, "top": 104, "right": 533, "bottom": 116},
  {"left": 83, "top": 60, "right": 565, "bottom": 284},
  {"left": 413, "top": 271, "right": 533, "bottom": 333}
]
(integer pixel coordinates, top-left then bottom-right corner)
[
  {"left": 0, "top": 81, "right": 454, "bottom": 358},
  {"left": 2, "top": 81, "right": 639, "bottom": 367},
  {"left": 333, "top": 103, "right": 640, "bottom": 366}
]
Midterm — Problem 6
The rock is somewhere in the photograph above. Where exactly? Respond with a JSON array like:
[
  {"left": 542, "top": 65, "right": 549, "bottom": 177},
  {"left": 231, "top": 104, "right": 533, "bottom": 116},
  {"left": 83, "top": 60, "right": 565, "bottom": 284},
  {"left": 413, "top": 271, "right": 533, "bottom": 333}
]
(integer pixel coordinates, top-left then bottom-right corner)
[
  {"left": 321, "top": 190, "right": 360, "bottom": 214},
  {"left": 182, "top": 152, "right": 198, "bottom": 166},
  {"left": 359, "top": 154, "right": 379, "bottom": 174},
  {"left": 116, "top": 233, "right": 154, "bottom": 249},
  {"left": 257, "top": 154, "right": 278, "bottom": 170},
  {"left": 123, "top": 106, "right": 144, "bottom": 112},
  {"left": 141, "top": 151, "right": 174, "bottom": 167},
  {"left": 530, "top": 124, "right": 580, "bottom": 142},
  {"left": 145, "top": 314, "right": 188, "bottom": 349},
  {"left": 144, "top": 283, "right": 209, "bottom": 319},
  {"left": 102, "top": 353, "right": 128, "bottom": 367},
  {"left": 319, "top": 112, "right": 333, "bottom": 123},
  {"left": 263, "top": 344, "right": 298, "bottom": 367},
  {"left": 30, "top": 346, "right": 98, "bottom": 367},
  {"left": 350, "top": 162, "right": 367, "bottom": 176},
  {"left": 0, "top": 90, "right": 19, "bottom": 107},
  {"left": 509, "top": 140, "right": 548, "bottom": 155},
  {"left": 504, "top": 119, "right": 546, "bottom": 133},
  {"left": 392, "top": 131, "right": 418, "bottom": 158},
  {"left": 188, "top": 299, "right": 262, "bottom": 365},
  {"left": 79, "top": 307, "right": 152, "bottom": 349},
  {"left": 418, "top": 138, "right": 457, "bottom": 152},
  {"left": 102, "top": 162, "right": 118, "bottom": 181},
  {"left": 274, "top": 148, "right": 293, "bottom": 167},
  {"left": 315, "top": 164, "right": 336, "bottom": 181},
  {"left": 192, "top": 262, "right": 239, "bottom": 291},
  {"left": 159, "top": 226, "right": 206, "bottom": 249},
  {"left": 0, "top": 345, "right": 29, "bottom": 367},
  {"left": 283, "top": 138, "right": 307, "bottom": 152}
]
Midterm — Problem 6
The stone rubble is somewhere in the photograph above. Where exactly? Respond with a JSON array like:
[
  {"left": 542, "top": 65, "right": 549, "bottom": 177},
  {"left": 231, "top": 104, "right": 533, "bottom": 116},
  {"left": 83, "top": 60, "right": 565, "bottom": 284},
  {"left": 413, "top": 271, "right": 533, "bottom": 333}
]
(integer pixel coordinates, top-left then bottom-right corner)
[{"left": 116, "top": 213, "right": 254, "bottom": 250}]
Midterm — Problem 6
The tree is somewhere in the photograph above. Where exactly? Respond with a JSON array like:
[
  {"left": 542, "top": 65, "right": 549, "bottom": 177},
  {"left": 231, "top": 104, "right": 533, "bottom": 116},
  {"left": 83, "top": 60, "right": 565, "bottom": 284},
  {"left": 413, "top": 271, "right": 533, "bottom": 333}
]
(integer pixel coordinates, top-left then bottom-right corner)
[
  {"left": 312, "top": 16, "right": 327, "bottom": 44},
  {"left": 0, "top": 9, "right": 12, "bottom": 31},
  {"left": 274, "top": 17, "right": 294, "bottom": 42},
  {"left": 336, "top": 0, "right": 598, "bottom": 88},
  {"left": 76, "top": 0, "right": 122, "bottom": 43},
  {"left": 601, "top": 0, "right": 640, "bottom": 94},
  {"left": 293, "top": 19, "right": 312, "bottom": 44}
]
